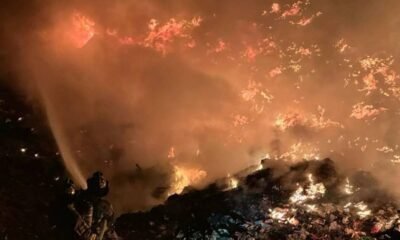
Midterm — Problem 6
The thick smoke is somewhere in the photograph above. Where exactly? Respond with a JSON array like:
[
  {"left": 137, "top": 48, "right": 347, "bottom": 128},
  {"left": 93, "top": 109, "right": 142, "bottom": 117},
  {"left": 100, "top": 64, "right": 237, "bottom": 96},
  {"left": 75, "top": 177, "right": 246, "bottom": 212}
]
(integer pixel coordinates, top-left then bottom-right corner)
[{"left": 2, "top": 0, "right": 400, "bottom": 212}]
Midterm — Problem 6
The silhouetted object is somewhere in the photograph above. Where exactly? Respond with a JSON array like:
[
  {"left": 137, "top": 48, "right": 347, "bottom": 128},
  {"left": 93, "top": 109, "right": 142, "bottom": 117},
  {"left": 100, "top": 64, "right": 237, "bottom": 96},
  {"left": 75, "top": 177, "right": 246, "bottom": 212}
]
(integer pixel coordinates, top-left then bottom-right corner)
[
  {"left": 52, "top": 178, "right": 78, "bottom": 240},
  {"left": 72, "top": 200, "right": 94, "bottom": 240},
  {"left": 86, "top": 171, "right": 109, "bottom": 199},
  {"left": 57, "top": 172, "right": 120, "bottom": 240}
]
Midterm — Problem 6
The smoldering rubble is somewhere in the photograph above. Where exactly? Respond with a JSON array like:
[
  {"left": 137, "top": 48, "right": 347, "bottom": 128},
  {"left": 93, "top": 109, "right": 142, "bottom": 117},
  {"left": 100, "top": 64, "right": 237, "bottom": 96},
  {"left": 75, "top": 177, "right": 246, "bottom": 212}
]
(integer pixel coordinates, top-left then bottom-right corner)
[{"left": 116, "top": 159, "right": 400, "bottom": 240}]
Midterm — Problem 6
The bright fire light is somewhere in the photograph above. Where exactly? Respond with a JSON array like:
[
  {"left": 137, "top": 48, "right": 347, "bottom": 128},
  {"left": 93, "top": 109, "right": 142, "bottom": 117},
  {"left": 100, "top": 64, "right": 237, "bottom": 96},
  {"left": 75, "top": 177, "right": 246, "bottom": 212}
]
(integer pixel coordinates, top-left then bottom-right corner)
[
  {"left": 290, "top": 174, "right": 326, "bottom": 204},
  {"left": 68, "top": 12, "right": 96, "bottom": 48},
  {"left": 168, "top": 166, "right": 207, "bottom": 196}
]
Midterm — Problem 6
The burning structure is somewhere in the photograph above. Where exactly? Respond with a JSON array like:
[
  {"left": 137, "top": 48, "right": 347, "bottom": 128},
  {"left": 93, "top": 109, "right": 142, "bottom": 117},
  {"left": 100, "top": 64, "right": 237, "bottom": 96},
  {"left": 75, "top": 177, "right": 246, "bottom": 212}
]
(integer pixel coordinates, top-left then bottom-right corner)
[{"left": 1, "top": 0, "right": 400, "bottom": 239}]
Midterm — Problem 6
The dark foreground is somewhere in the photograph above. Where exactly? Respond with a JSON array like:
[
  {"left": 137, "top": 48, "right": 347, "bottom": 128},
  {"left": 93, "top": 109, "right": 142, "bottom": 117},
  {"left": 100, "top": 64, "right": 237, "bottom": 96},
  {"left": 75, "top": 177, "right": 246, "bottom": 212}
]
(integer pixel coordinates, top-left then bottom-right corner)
[{"left": 116, "top": 158, "right": 400, "bottom": 240}]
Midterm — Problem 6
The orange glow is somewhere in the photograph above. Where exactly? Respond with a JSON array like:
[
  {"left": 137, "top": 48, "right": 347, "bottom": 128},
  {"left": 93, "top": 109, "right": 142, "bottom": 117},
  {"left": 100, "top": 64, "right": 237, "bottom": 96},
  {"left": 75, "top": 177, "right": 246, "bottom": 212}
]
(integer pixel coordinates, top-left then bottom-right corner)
[
  {"left": 225, "top": 174, "right": 239, "bottom": 190},
  {"left": 168, "top": 166, "right": 207, "bottom": 195},
  {"left": 350, "top": 103, "right": 387, "bottom": 120},
  {"left": 289, "top": 174, "right": 326, "bottom": 204},
  {"left": 68, "top": 12, "right": 95, "bottom": 48},
  {"left": 281, "top": 2, "right": 302, "bottom": 18},
  {"left": 243, "top": 46, "right": 259, "bottom": 62},
  {"left": 167, "top": 146, "right": 176, "bottom": 159},
  {"left": 274, "top": 108, "right": 341, "bottom": 132},
  {"left": 13, "top": 0, "right": 400, "bottom": 212},
  {"left": 274, "top": 112, "right": 306, "bottom": 131},
  {"left": 104, "top": 17, "right": 201, "bottom": 54},
  {"left": 270, "top": 3, "right": 281, "bottom": 13}
]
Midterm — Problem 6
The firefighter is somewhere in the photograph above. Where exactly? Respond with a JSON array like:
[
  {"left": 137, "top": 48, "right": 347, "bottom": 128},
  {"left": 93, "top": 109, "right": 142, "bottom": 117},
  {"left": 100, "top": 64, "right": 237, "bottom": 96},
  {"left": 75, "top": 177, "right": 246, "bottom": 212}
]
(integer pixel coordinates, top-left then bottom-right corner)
[
  {"left": 57, "top": 172, "right": 120, "bottom": 240},
  {"left": 72, "top": 199, "right": 95, "bottom": 240},
  {"left": 85, "top": 171, "right": 110, "bottom": 200},
  {"left": 75, "top": 171, "right": 120, "bottom": 240}
]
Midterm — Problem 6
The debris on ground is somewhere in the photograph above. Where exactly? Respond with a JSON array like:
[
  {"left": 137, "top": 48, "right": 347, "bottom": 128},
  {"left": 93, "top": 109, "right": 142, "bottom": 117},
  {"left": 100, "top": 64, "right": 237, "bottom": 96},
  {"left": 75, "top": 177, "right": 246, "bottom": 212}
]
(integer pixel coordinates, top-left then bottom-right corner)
[{"left": 116, "top": 159, "right": 400, "bottom": 240}]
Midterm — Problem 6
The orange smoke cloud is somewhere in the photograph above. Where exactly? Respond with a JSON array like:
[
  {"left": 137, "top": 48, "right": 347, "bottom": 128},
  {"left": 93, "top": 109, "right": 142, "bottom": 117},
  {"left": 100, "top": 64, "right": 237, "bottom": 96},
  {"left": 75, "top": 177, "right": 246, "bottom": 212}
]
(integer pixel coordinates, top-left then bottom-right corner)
[{"left": 2, "top": 0, "right": 400, "bottom": 212}]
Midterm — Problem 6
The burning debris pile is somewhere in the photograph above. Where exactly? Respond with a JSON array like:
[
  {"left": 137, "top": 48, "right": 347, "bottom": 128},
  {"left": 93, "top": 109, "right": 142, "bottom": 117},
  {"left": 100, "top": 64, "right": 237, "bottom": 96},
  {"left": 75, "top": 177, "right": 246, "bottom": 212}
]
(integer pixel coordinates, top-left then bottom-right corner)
[
  {"left": 3, "top": 1, "right": 400, "bottom": 239},
  {"left": 116, "top": 159, "right": 400, "bottom": 240}
]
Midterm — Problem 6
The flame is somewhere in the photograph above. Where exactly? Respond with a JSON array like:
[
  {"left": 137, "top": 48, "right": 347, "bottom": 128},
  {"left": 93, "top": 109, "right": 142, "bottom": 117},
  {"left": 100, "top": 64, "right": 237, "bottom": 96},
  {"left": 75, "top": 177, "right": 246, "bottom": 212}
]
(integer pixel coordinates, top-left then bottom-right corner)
[
  {"left": 355, "top": 202, "right": 372, "bottom": 219},
  {"left": 274, "top": 108, "right": 340, "bottom": 132},
  {"left": 225, "top": 174, "right": 239, "bottom": 190},
  {"left": 344, "top": 202, "right": 352, "bottom": 209},
  {"left": 290, "top": 174, "right": 326, "bottom": 204},
  {"left": 289, "top": 186, "right": 308, "bottom": 203},
  {"left": 243, "top": 46, "right": 259, "bottom": 62},
  {"left": 305, "top": 204, "right": 318, "bottom": 212},
  {"left": 168, "top": 166, "right": 207, "bottom": 196},
  {"left": 281, "top": 2, "right": 302, "bottom": 18},
  {"left": 270, "top": 3, "right": 281, "bottom": 13},
  {"left": 108, "top": 17, "right": 201, "bottom": 54},
  {"left": 233, "top": 114, "right": 248, "bottom": 127},
  {"left": 254, "top": 162, "right": 263, "bottom": 171},
  {"left": 274, "top": 112, "right": 305, "bottom": 131},
  {"left": 144, "top": 18, "right": 186, "bottom": 54},
  {"left": 295, "top": 16, "right": 315, "bottom": 26},
  {"left": 167, "top": 146, "right": 176, "bottom": 159},
  {"left": 343, "top": 178, "right": 355, "bottom": 195},
  {"left": 269, "top": 67, "right": 283, "bottom": 78},
  {"left": 18, "top": 0, "right": 400, "bottom": 212},
  {"left": 269, "top": 208, "right": 289, "bottom": 222},
  {"left": 68, "top": 12, "right": 95, "bottom": 48},
  {"left": 280, "top": 142, "right": 321, "bottom": 161},
  {"left": 351, "top": 102, "right": 387, "bottom": 120},
  {"left": 207, "top": 39, "right": 227, "bottom": 54},
  {"left": 306, "top": 174, "right": 326, "bottom": 196},
  {"left": 335, "top": 38, "right": 350, "bottom": 53}
]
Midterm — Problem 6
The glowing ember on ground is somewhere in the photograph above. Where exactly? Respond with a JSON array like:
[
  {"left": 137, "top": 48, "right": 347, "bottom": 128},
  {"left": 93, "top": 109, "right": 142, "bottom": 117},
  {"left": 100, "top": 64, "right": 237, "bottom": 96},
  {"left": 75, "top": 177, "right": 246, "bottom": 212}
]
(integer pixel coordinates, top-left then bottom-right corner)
[
  {"left": 343, "top": 178, "right": 355, "bottom": 195},
  {"left": 355, "top": 202, "right": 372, "bottom": 219},
  {"left": 290, "top": 174, "right": 326, "bottom": 204},
  {"left": 225, "top": 174, "right": 239, "bottom": 190},
  {"left": 269, "top": 207, "right": 289, "bottom": 222}
]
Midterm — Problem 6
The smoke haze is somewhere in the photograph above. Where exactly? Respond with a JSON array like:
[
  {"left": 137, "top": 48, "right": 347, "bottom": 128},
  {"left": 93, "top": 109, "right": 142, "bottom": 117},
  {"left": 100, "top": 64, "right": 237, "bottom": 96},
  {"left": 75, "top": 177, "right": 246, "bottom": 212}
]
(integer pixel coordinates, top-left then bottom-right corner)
[{"left": 2, "top": 0, "right": 400, "bottom": 212}]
